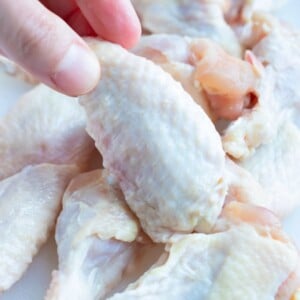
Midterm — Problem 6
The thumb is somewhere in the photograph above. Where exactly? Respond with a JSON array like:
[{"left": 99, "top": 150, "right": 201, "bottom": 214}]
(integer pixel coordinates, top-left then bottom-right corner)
[{"left": 0, "top": 0, "right": 100, "bottom": 96}]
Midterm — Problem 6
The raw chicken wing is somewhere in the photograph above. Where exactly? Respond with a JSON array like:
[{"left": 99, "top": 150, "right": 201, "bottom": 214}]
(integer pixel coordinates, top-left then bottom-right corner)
[
  {"left": 222, "top": 67, "right": 277, "bottom": 159},
  {"left": 132, "top": 34, "right": 213, "bottom": 119},
  {"left": 46, "top": 169, "right": 140, "bottom": 300},
  {"left": 253, "top": 19, "right": 300, "bottom": 127},
  {"left": 192, "top": 40, "right": 260, "bottom": 120},
  {"left": 222, "top": 19, "right": 300, "bottom": 216},
  {"left": 109, "top": 202, "right": 298, "bottom": 300},
  {"left": 239, "top": 121, "right": 300, "bottom": 217},
  {"left": 0, "top": 164, "right": 78, "bottom": 292},
  {"left": 133, "top": 35, "right": 259, "bottom": 120},
  {"left": 225, "top": 0, "right": 285, "bottom": 23},
  {"left": 132, "top": 0, "right": 241, "bottom": 56},
  {"left": 80, "top": 40, "right": 227, "bottom": 242},
  {"left": 223, "top": 17, "right": 300, "bottom": 158},
  {"left": 0, "top": 84, "right": 95, "bottom": 180},
  {"left": 224, "top": 158, "right": 271, "bottom": 210}
]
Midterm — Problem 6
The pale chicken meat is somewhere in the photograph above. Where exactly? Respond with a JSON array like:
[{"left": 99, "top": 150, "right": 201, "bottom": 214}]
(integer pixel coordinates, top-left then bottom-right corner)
[
  {"left": 109, "top": 202, "right": 298, "bottom": 300},
  {"left": 133, "top": 34, "right": 260, "bottom": 121},
  {"left": 222, "top": 18, "right": 300, "bottom": 216},
  {"left": 81, "top": 40, "right": 227, "bottom": 242},
  {"left": 132, "top": 34, "right": 213, "bottom": 119},
  {"left": 222, "top": 68, "right": 278, "bottom": 159},
  {"left": 192, "top": 40, "right": 260, "bottom": 120},
  {"left": 232, "top": 11, "right": 275, "bottom": 49},
  {"left": 46, "top": 169, "right": 140, "bottom": 300},
  {"left": 219, "top": 172, "right": 300, "bottom": 300},
  {"left": 0, "top": 3, "right": 298, "bottom": 299},
  {"left": 219, "top": 202, "right": 300, "bottom": 300},
  {"left": 223, "top": 109, "right": 300, "bottom": 218},
  {"left": 220, "top": 156, "right": 298, "bottom": 226},
  {"left": 224, "top": 158, "right": 271, "bottom": 210},
  {"left": 239, "top": 121, "right": 300, "bottom": 218},
  {"left": 223, "top": 17, "right": 300, "bottom": 158},
  {"left": 0, "top": 164, "right": 78, "bottom": 292},
  {"left": 131, "top": 0, "right": 242, "bottom": 56},
  {"left": 276, "top": 259, "right": 300, "bottom": 300},
  {"left": 252, "top": 19, "right": 300, "bottom": 127},
  {"left": 225, "top": 0, "right": 285, "bottom": 23},
  {"left": 0, "top": 84, "right": 95, "bottom": 180}
]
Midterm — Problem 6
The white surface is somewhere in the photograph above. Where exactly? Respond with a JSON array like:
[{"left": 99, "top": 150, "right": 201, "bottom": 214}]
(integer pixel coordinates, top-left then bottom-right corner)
[{"left": 0, "top": 1, "right": 300, "bottom": 299}]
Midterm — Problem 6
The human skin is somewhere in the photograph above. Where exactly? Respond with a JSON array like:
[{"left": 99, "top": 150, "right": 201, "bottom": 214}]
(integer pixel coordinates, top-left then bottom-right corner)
[{"left": 0, "top": 0, "right": 141, "bottom": 96}]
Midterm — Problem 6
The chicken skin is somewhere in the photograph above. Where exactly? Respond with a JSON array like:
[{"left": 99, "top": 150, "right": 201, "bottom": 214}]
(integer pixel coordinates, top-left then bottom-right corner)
[
  {"left": 0, "top": 84, "right": 95, "bottom": 180},
  {"left": 46, "top": 169, "right": 140, "bottom": 300},
  {"left": 0, "top": 164, "right": 78, "bottom": 292},
  {"left": 132, "top": 0, "right": 241, "bottom": 56},
  {"left": 132, "top": 34, "right": 259, "bottom": 121},
  {"left": 109, "top": 202, "right": 298, "bottom": 300},
  {"left": 80, "top": 40, "right": 227, "bottom": 242},
  {"left": 222, "top": 18, "right": 300, "bottom": 217}
]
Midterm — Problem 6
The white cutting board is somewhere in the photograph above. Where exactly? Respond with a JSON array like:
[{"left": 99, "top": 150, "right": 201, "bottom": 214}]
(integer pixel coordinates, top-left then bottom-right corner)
[{"left": 0, "top": 1, "right": 300, "bottom": 299}]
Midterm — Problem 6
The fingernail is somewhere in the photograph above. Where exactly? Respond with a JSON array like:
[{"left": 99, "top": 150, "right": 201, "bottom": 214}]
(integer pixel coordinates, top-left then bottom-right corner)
[{"left": 52, "top": 43, "right": 100, "bottom": 96}]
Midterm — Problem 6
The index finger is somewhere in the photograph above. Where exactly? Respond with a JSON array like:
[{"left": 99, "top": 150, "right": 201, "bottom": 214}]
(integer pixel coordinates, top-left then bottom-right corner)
[{"left": 76, "top": 0, "right": 141, "bottom": 48}]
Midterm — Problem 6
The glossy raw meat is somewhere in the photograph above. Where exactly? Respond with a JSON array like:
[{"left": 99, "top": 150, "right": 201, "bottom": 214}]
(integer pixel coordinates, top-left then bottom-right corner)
[
  {"left": 132, "top": 0, "right": 241, "bottom": 56},
  {"left": 276, "top": 258, "right": 300, "bottom": 300},
  {"left": 239, "top": 121, "right": 300, "bottom": 218},
  {"left": 253, "top": 19, "right": 300, "bottom": 127},
  {"left": 223, "top": 110, "right": 300, "bottom": 218},
  {"left": 222, "top": 68, "right": 277, "bottom": 159},
  {"left": 132, "top": 34, "right": 213, "bottom": 119},
  {"left": 224, "top": 158, "right": 271, "bottom": 210},
  {"left": 223, "top": 18, "right": 300, "bottom": 158},
  {"left": 192, "top": 40, "right": 260, "bottom": 120},
  {"left": 46, "top": 170, "right": 140, "bottom": 300},
  {"left": 225, "top": 0, "right": 284, "bottom": 23},
  {"left": 109, "top": 203, "right": 298, "bottom": 300},
  {"left": 222, "top": 19, "right": 300, "bottom": 216},
  {"left": 133, "top": 34, "right": 259, "bottom": 120},
  {"left": 0, "top": 164, "right": 78, "bottom": 292},
  {"left": 81, "top": 40, "right": 227, "bottom": 242},
  {"left": 0, "top": 84, "right": 95, "bottom": 180}
]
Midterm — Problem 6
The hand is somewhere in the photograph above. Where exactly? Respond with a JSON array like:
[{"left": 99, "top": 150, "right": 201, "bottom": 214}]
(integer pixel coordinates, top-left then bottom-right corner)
[{"left": 0, "top": 0, "right": 141, "bottom": 96}]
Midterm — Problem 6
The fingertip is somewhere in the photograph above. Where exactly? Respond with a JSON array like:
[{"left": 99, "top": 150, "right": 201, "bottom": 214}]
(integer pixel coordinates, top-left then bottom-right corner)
[
  {"left": 76, "top": 0, "right": 142, "bottom": 49},
  {"left": 121, "top": 9, "right": 142, "bottom": 49},
  {"left": 50, "top": 43, "right": 101, "bottom": 96},
  {"left": 113, "top": 0, "right": 142, "bottom": 49}
]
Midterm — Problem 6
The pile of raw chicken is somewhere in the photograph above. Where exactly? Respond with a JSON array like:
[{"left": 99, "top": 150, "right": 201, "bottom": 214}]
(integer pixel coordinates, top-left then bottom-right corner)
[{"left": 0, "top": 0, "right": 300, "bottom": 299}]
